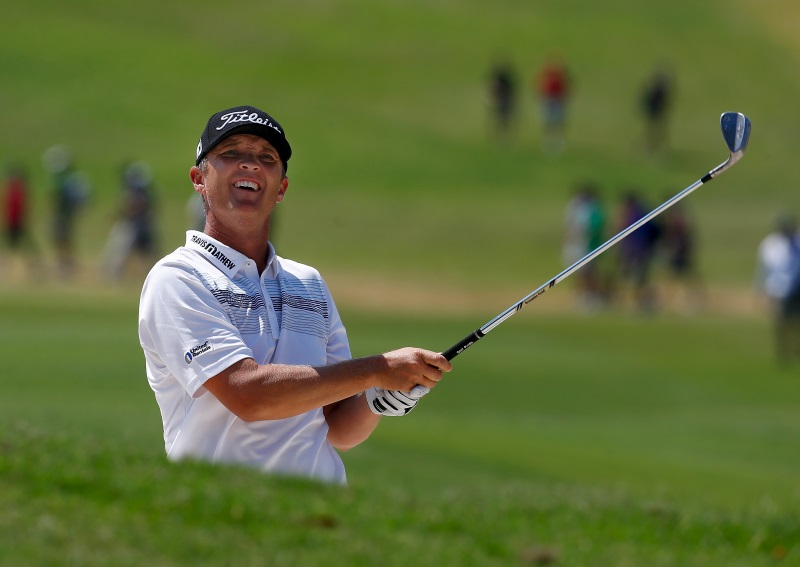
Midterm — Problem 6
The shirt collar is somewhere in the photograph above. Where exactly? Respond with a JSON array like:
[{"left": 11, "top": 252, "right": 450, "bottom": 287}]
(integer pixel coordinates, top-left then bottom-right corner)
[
  {"left": 185, "top": 231, "right": 279, "bottom": 278},
  {"left": 264, "top": 241, "right": 278, "bottom": 277},
  {"left": 185, "top": 231, "right": 247, "bottom": 277}
]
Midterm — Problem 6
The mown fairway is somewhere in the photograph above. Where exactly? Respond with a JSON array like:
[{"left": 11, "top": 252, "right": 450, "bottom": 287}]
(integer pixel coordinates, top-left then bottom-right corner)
[
  {"left": 2, "top": 291, "right": 798, "bottom": 565},
  {"left": 2, "top": 0, "right": 800, "bottom": 565}
]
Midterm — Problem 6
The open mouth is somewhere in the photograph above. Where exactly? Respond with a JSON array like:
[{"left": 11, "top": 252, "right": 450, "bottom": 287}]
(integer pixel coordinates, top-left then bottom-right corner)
[{"left": 234, "top": 180, "right": 260, "bottom": 191}]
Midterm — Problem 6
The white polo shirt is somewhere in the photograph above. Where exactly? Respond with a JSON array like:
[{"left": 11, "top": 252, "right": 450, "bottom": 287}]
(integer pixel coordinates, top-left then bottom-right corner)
[{"left": 138, "top": 231, "right": 351, "bottom": 484}]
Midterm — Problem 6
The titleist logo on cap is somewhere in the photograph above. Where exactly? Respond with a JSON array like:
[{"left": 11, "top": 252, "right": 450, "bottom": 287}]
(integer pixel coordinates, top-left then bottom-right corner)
[
  {"left": 216, "top": 110, "right": 283, "bottom": 134},
  {"left": 196, "top": 105, "right": 292, "bottom": 167}
]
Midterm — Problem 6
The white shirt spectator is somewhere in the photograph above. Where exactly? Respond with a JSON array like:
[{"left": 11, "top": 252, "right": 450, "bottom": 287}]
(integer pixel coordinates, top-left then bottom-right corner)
[{"left": 756, "top": 229, "right": 800, "bottom": 300}]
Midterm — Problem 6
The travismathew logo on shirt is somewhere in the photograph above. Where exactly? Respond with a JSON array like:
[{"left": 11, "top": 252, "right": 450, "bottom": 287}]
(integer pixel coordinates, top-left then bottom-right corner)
[
  {"left": 191, "top": 234, "right": 236, "bottom": 270},
  {"left": 185, "top": 340, "right": 212, "bottom": 364}
]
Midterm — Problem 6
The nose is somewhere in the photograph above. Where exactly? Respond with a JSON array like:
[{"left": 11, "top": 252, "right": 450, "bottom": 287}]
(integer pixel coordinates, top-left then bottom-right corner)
[{"left": 238, "top": 152, "right": 260, "bottom": 170}]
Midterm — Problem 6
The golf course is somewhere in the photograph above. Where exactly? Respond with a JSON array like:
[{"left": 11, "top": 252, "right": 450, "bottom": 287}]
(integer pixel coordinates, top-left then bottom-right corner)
[{"left": 2, "top": 1, "right": 799, "bottom": 565}]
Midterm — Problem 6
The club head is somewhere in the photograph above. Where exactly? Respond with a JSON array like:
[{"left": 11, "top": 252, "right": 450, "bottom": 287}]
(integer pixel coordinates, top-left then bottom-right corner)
[
  {"left": 708, "top": 112, "right": 751, "bottom": 179},
  {"left": 721, "top": 111, "right": 751, "bottom": 161}
]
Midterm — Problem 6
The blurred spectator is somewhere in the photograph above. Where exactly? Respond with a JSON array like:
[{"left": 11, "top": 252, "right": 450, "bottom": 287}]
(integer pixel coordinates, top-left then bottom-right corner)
[
  {"left": 563, "top": 186, "right": 590, "bottom": 267},
  {"left": 3, "top": 164, "right": 30, "bottom": 251},
  {"left": 616, "top": 190, "right": 661, "bottom": 312},
  {"left": 563, "top": 182, "right": 607, "bottom": 309},
  {"left": 535, "top": 54, "right": 570, "bottom": 154},
  {"left": 102, "top": 161, "right": 158, "bottom": 280},
  {"left": 488, "top": 59, "right": 517, "bottom": 142},
  {"left": 658, "top": 200, "right": 705, "bottom": 312},
  {"left": 43, "top": 145, "right": 90, "bottom": 277},
  {"left": 2, "top": 164, "right": 40, "bottom": 277},
  {"left": 755, "top": 214, "right": 800, "bottom": 365},
  {"left": 641, "top": 65, "right": 674, "bottom": 154}
]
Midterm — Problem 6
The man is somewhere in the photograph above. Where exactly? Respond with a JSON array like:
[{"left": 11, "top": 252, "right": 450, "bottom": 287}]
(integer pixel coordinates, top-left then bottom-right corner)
[
  {"left": 138, "top": 106, "right": 451, "bottom": 484},
  {"left": 488, "top": 59, "right": 517, "bottom": 141},
  {"left": 3, "top": 165, "right": 29, "bottom": 250},
  {"left": 103, "top": 161, "right": 158, "bottom": 280},
  {"left": 755, "top": 213, "right": 800, "bottom": 365},
  {"left": 641, "top": 66, "right": 673, "bottom": 154},
  {"left": 536, "top": 54, "right": 570, "bottom": 154},
  {"left": 43, "top": 145, "right": 90, "bottom": 277}
]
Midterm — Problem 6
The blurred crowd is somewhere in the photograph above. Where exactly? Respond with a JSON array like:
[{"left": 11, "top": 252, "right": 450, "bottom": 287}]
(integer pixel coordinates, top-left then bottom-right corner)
[
  {"left": 1, "top": 57, "right": 793, "bottom": 365},
  {"left": 486, "top": 54, "right": 700, "bottom": 314},
  {"left": 560, "top": 182, "right": 704, "bottom": 315},
  {"left": 0, "top": 147, "right": 174, "bottom": 284},
  {"left": 559, "top": 181, "right": 800, "bottom": 365},
  {"left": 487, "top": 55, "right": 673, "bottom": 155},
  {"left": 486, "top": 53, "right": 799, "bottom": 363},
  {"left": 0, "top": 140, "right": 215, "bottom": 285}
]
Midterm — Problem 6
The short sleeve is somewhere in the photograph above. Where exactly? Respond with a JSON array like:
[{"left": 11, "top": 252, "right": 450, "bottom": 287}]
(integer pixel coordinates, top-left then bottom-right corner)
[{"left": 139, "top": 261, "right": 253, "bottom": 397}]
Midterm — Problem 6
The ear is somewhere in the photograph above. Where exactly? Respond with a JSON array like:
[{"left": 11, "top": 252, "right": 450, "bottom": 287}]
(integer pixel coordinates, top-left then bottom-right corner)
[
  {"left": 189, "top": 166, "right": 205, "bottom": 196},
  {"left": 276, "top": 176, "right": 289, "bottom": 203}
]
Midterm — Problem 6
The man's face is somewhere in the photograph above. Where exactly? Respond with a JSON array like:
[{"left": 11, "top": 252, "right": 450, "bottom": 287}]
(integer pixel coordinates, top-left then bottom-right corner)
[{"left": 190, "top": 133, "right": 288, "bottom": 232}]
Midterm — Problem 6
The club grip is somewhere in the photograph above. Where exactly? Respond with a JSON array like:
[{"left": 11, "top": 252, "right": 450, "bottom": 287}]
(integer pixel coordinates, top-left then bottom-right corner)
[
  {"left": 442, "top": 330, "right": 484, "bottom": 361},
  {"left": 408, "top": 331, "right": 484, "bottom": 400}
]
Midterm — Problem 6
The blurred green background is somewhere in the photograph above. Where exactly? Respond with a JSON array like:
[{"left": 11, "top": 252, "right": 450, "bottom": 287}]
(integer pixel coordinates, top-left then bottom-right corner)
[
  {"left": 2, "top": 0, "right": 798, "bottom": 291},
  {"left": 2, "top": 1, "right": 799, "bottom": 565}
]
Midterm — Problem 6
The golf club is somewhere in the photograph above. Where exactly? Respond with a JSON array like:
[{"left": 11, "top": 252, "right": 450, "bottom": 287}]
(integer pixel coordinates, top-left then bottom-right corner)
[{"left": 410, "top": 111, "right": 751, "bottom": 398}]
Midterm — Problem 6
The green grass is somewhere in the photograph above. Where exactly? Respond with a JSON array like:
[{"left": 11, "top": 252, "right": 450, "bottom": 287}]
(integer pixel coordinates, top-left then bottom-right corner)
[
  {"left": 3, "top": 1, "right": 800, "bottom": 564},
  {"left": 2, "top": 290, "right": 799, "bottom": 565},
  {"left": 2, "top": 0, "right": 799, "bottom": 287},
  {"left": 4, "top": 427, "right": 797, "bottom": 566}
]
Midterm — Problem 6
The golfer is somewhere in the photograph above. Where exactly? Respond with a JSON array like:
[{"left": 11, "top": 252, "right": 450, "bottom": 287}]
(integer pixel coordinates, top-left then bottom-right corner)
[{"left": 138, "top": 106, "right": 450, "bottom": 484}]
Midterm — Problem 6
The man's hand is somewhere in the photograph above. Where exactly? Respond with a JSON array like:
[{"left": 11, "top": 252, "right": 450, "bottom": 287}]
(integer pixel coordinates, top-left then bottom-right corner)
[
  {"left": 365, "top": 387, "right": 424, "bottom": 416},
  {"left": 363, "top": 348, "right": 450, "bottom": 416}
]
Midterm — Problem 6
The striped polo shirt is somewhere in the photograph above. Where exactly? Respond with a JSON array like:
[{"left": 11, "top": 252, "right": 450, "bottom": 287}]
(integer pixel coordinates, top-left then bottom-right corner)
[{"left": 138, "top": 231, "right": 351, "bottom": 484}]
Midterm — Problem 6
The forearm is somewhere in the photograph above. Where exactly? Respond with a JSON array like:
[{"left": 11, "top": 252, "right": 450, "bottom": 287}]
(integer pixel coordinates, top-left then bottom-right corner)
[
  {"left": 204, "top": 348, "right": 448, "bottom": 422},
  {"left": 324, "top": 394, "right": 380, "bottom": 451},
  {"left": 206, "top": 357, "right": 376, "bottom": 421}
]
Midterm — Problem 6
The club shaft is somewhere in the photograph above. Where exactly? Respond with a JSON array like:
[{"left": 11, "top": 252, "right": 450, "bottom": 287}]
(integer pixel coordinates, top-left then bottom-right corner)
[{"left": 442, "top": 163, "right": 726, "bottom": 361}]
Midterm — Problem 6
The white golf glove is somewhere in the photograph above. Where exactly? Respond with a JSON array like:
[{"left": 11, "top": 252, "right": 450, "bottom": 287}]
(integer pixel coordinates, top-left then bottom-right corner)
[{"left": 365, "top": 387, "right": 426, "bottom": 416}]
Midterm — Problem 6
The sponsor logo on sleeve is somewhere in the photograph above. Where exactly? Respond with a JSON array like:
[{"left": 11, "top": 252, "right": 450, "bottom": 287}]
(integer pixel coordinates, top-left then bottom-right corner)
[{"left": 184, "top": 340, "right": 212, "bottom": 364}]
